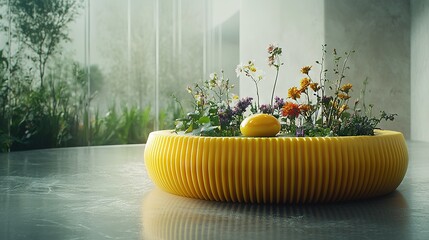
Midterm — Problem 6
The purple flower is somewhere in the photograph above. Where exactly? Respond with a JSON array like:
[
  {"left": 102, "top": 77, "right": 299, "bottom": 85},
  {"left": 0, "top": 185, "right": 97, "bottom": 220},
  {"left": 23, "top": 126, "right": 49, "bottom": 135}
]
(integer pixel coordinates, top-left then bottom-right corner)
[
  {"left": 233, "top": 97, "right": 253, "bottom": 116},
  {"left": 259, "top": 104, "right": 273, "bottom": 114},
  {"left": 218, "top": 107, "right": 233, "bottom": 126},
  {"left": 296, "top": 127, "right": 305, "bottom": 137},
  {"left": 273, "top": 96, "right": 285, "bottom": 110}
]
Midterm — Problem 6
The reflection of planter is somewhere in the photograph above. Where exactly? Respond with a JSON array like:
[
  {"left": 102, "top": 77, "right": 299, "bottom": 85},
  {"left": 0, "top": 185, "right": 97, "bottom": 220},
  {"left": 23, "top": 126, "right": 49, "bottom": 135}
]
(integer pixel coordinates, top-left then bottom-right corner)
[
  {"left": 144, "top": 130, "right": 408, "bottom": 203},
  {"left": 142, "top": 188, "right": 410, "bottom": 240}
]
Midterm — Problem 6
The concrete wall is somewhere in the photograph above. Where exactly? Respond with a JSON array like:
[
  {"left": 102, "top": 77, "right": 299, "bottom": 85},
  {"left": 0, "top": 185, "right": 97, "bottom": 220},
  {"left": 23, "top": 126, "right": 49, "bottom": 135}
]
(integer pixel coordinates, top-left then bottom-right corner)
[
  {"left": 239, "top": 0, "right": 429, "bottom": 140},
  {"left": 240, "top": 0, "right": 411, "bottom": 138},
  {"left": 324, "top": 0, "right": 410, "bottom": 138},
  {"left": 411, "top": 0, "right": 429, "bottom": 142}
]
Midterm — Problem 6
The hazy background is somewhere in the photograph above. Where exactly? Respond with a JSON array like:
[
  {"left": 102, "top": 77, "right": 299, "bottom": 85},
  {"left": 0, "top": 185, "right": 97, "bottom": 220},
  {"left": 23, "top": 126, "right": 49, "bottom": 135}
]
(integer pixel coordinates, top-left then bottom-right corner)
[
  {"left": 1, "top": 0, "right": 428, "bottom": 151},
  {"left": 67, "top": 0, "right": 240, "bottom": 126}
]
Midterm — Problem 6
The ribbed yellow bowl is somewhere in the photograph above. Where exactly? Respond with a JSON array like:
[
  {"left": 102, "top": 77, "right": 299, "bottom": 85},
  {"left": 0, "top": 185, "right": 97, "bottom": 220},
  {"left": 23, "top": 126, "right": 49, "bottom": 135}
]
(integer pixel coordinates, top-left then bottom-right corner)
[{"left": 144, "top": 130, "right": 408, "bottom": 203}]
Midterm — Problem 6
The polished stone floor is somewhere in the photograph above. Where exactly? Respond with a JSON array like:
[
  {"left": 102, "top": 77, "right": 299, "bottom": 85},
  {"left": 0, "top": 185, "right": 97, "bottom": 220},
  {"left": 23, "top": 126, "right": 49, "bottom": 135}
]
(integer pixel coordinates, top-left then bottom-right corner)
[{"left": 0, "top": 141, "right": 428, "bottom": 240}]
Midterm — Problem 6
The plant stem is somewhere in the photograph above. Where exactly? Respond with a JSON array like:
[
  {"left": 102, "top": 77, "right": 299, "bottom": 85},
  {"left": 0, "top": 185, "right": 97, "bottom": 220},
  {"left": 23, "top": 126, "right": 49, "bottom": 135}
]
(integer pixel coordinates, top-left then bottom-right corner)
[
  {"left": 318, "top": 45, "right": 326, "bottom": 124},
  {"left": 248, "top": 74, "right": 260, "bottom": 111},
  {"left": 270, "top": 66, "right": 280, "bottom": 109},
  {"left": 327, "top": 51, "right": 352, "bottom": 126},
  {"left": 254, "top": 80, "right": 260, "bottom": 110},
  {"left": 338, "top": 51, "right": 352, "bottom": 87}
]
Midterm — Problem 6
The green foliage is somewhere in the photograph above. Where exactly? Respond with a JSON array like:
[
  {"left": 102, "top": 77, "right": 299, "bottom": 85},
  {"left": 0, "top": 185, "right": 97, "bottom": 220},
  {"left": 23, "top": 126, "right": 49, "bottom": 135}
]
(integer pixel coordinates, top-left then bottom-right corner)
[
  {"left": 0, "top": 54, "right": 166, "bottom": 151},
  {"left": 1, "top": 87, "right": 173, "bottom": 152},
  {"left": 9, "top": 0, "right": 82, "bottom": 86},
  {"left": 0, "top": 49, "right": 9, "bottom": 151},
  {"left": 90, "top": 105, "right": 153, "bottom": 146},
  {"left": 7, "top": 76, "right": 79, "bottom": 150},
  {"left": 0, "top": 0, "right": 173, "bottom": 152},
  {"left": 0, "top": 46, "right": 170, "bottom": 152},
  {"left": 336, "top": 111, "right": 397, "bottom": 136},
  {"left": 89, "top": 102, "right": 182, "bottom": 146},
  {"left": 174, "top": 72, "right": 244, "bottom": 136}
]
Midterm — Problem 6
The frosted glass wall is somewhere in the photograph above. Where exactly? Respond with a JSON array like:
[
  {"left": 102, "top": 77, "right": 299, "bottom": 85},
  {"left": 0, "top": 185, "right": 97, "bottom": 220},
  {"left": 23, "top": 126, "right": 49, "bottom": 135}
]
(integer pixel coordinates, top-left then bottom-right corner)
[{"left": 0, "top": 0, "right": 239, "bottom": 151}]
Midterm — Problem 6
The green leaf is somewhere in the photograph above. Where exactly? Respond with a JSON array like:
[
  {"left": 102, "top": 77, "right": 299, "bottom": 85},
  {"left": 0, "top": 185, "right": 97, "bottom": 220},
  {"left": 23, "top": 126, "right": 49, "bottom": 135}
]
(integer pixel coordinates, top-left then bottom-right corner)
[
  {"left": 185, "top": 124, "right": 193, "bottom": 133},
  {"left": 198, "top": 116, "right": 210, "bottom": 124},
  {"left": 209, "top": 107, "right": 218, "bottom": 114},
  {"left": 201, "top": 125, "right": 220, "bottom": 133},
  {"left": 211, "top": 116, "right": 220, "bottom": 126}
]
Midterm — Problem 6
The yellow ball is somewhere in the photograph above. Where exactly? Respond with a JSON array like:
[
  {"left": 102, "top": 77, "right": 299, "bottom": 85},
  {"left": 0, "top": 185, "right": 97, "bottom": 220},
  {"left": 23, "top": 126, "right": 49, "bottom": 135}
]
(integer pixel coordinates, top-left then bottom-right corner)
[{"left": 240, "top": 113, "right": 281, "bottom": 137}]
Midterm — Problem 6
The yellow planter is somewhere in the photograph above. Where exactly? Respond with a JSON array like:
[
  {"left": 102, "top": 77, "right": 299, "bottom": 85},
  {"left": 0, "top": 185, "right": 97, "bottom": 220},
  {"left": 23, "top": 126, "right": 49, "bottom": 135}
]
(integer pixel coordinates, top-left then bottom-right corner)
[{"left": 144, "top": 130, "right": 408, "bottom": 203}]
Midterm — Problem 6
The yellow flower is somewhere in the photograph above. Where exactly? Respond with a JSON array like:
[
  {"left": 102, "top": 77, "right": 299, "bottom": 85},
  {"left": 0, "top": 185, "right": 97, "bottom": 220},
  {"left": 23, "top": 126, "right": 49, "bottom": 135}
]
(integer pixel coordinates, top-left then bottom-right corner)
[
  {"left": 340, "top": 83, "right": 353, "bottom": 93},
  {"left": 288, "top": 87, "right": 301, "bottom": 100},
  {"left": 337, "top": 93, "right": 351, "bottom": 100},
  {"left": 310, "top": 82, "right": 319, "bottom": 91},
  {"left": 300, "top": 66, "right": 312, "bottom": 75},
  {"left": 300, "top": 78, "right": 310, "bottom": 91},
  {"left": 249, "top": 65, "right": 257, "bottom": 72}
]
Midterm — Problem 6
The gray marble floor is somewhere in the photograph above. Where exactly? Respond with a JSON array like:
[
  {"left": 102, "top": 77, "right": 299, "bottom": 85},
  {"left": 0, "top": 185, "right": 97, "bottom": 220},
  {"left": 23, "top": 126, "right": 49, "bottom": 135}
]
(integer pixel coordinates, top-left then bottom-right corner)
[{"left": 0, "top": 141, "right": 428, "bottom": 240}]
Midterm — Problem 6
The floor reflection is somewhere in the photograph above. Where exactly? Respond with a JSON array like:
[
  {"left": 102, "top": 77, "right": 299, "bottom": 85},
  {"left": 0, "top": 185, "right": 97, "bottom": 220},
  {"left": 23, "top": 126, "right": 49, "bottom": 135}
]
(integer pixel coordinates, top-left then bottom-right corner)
[{"left": 142, "top": 188, "right": 410, "bottom": 240}]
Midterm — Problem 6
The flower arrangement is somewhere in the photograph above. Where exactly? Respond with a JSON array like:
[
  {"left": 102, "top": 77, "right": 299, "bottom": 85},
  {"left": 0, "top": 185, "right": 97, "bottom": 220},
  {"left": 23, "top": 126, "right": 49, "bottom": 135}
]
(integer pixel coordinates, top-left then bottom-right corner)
[{"left": 175, "top": 44, "right": 396, "bottom": 137}]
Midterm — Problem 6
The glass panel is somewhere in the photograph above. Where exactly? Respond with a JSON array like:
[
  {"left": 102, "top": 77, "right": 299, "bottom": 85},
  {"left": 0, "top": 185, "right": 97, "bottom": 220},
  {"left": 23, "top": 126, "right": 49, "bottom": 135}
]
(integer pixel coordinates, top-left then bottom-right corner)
[
  {"left": 158, "top": 0, "right": 206, "bottom": 130},
  {"left": 86, "top": 0, "right": 157, "bottom": 145},
  {"left": 0, "top": 0, "right": 240, "bottom": 151},
  {"left": 1, "top": 0, "right": 87, "bottom": 151},
  {"left": 0, "top": 1, "right": 10, "bottom": 152}
]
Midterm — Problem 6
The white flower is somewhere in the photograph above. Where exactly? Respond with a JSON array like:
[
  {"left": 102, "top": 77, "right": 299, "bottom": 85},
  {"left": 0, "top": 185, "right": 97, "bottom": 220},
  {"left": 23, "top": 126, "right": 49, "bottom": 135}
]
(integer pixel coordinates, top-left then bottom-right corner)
[{"left": 209, "top": 72, "right": 217, "bottom": 80}]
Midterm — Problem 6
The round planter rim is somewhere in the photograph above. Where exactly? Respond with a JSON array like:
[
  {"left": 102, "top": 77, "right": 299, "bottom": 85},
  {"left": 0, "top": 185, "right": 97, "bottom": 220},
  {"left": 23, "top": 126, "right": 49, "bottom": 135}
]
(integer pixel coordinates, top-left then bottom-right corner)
[{"left": 147, "top": 129, "right": 402, "bottom": 140}]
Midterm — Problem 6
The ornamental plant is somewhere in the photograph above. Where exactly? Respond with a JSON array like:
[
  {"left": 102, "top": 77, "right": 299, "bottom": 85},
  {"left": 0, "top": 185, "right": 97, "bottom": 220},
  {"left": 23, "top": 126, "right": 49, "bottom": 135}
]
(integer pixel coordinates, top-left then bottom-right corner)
[{"left": 175, "top": 44, "right": 396, "bottom": 137}]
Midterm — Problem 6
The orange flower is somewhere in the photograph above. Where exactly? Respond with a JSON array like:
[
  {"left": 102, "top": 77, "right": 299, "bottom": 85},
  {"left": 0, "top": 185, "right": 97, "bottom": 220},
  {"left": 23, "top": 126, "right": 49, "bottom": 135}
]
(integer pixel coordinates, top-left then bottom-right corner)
[
  {"left": 310, "top": 82, "right": 319, "bottom": 91},
  {"left": 300, "top": 66, "right": 312, "bottom": 75},
  {"left": 339, "top": 104, "right": 349, "bottom": 113},
  {"left": 288, "top": 87, "right": 301, "bottom": 99},
  {"left": 340, "top": 83, "right": 353, "bottom": 93},
  {"left": 300, "top": 78, "right": 310, "bottom": 91},
  {"left": 337, "top": 93, "right": 350, "bottom": 100},
  {"left": 299, "top": 104, "right": 311, "bottom": 113},
  {"left": 282, "top": 102, "right": 300, "bottom": 118}
]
